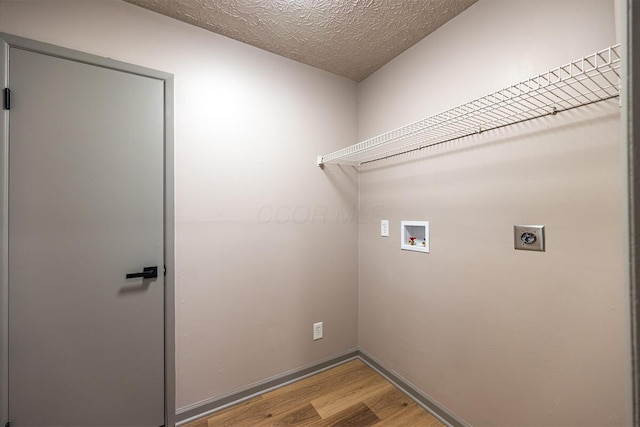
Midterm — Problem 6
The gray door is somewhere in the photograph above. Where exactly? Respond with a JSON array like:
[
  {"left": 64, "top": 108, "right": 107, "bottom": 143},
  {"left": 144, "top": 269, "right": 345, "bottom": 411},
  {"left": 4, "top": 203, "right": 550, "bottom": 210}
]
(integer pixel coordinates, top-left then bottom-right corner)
[{"left": 8, "top": 47, "right": 165, "bottom": 426}]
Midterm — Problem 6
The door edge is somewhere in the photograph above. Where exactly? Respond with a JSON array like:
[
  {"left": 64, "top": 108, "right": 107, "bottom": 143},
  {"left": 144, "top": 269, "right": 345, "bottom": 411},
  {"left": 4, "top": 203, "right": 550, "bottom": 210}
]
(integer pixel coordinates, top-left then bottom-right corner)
[{"left": 0, "top": 34, "right": 9, "bottom": 427}]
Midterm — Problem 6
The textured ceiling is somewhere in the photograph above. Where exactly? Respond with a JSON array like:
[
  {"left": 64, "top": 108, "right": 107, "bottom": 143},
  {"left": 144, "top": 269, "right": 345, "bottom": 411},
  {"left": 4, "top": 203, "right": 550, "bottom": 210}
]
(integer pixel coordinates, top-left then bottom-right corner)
[{"left": 124, "top": 0, "right": 477, "bottom": 81}]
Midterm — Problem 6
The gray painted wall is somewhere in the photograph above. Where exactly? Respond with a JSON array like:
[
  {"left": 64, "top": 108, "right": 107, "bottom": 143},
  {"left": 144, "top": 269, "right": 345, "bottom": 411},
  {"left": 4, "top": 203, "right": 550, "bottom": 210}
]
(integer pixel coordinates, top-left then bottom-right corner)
[
  {"left": 0, "top": 0, "right": 359, "bottom": 413},
  {"left": 356, "top": 0, "right": 632, "bottom": 425}
]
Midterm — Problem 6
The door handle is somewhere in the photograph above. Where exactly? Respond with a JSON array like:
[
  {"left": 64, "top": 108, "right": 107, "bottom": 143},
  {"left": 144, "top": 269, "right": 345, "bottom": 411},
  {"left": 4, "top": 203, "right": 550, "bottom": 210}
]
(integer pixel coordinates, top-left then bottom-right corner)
[{"left": 126, "top": 266, "right": 158, "bottom": 279}]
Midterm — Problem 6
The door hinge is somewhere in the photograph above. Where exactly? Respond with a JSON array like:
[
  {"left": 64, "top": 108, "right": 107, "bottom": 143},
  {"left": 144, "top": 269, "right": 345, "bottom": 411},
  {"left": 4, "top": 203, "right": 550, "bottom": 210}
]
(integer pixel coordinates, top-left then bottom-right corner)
[
  {"left": 3, "top": 88, "right": 10, "bottom": 110},
  {"left": 163, "top": 265, "right": 167, "bottom": 277}
]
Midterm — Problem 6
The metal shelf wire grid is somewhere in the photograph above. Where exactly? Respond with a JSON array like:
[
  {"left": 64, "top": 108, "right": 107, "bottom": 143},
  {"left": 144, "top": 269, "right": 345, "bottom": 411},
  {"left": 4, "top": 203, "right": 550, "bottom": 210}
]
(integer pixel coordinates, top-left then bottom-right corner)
[{"left": 317, "top": 45, "right": 621, "bottom": 167}]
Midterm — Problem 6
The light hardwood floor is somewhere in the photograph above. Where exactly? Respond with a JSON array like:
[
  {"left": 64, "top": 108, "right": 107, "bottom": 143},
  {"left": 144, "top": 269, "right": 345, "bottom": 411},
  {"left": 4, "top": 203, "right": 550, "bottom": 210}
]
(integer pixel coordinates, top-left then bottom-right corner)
[{"left": 183, "top": 359, "right": 444, "bottom": 426}]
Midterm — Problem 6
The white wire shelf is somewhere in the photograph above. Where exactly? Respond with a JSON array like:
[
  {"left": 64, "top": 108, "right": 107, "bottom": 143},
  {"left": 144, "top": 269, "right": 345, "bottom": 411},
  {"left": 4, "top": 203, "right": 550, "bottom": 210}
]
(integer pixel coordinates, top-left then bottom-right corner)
[{"left": 317, "top": 45, "right": 621, "bottom": 167}]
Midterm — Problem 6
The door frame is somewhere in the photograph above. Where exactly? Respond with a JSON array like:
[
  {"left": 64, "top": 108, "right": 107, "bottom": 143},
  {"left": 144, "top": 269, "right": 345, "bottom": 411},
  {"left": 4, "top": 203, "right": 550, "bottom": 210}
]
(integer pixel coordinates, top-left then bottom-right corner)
[
  {"left": 0, "top": 33, "right": 175, "bottom": 427},
  {"left": 624, "top": 0, "right": 640, "bottom": 423}
]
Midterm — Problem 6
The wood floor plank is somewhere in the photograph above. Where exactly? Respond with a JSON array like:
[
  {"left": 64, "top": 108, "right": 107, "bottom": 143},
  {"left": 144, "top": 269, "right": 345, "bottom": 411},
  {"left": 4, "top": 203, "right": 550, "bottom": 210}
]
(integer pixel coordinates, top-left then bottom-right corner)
[
  {"left": 195, "top": 396, "right": 270, "bottom": 426},
  {"left": 199, "top": 361, "right": 368, "bottom": 426},
  {"left": 307, "top": 402, "right": 380, "bottom": 427},
  {"left": 256, "top": 360, "right": 373, "bottom": 419},
  {"left": 267, "top": 402, "right": 322, "bottom": 426},
  {"left": 364, "top": 385, "right": 415, "bottom": 420},
  {"left": 310, "top": 371, "right": 393, "bottom": 419},
  {"left": 373, "top": 402, "right": 444, "bottom": 427},
  {"left": 185, "top": 359, "right": 442, "bottom": 427}
]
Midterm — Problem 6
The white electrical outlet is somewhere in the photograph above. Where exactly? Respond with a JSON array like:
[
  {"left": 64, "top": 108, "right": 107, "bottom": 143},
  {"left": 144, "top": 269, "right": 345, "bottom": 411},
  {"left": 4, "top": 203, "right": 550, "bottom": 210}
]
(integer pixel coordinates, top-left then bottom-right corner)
[
  {"left": 313, "top": 322, "right": 323, "bottom": 340},
  {"left": 381, "top": 220, "right": 389, "bottom": 237}
]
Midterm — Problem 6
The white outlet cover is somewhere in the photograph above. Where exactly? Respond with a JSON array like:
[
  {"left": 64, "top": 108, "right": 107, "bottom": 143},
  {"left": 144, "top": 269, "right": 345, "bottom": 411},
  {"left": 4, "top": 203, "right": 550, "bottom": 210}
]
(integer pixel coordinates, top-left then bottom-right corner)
[
  {"left": 381, "top": 220, "right": 389, "bottom": 237},
  {"left": 313, "top": 322, "right": 323, "bottom": 340}
]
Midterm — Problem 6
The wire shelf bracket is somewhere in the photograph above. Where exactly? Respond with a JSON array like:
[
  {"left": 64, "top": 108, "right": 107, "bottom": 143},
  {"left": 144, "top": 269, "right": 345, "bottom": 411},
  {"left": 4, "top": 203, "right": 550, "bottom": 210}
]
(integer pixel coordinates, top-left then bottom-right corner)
[{"left": 317, "top": 45, "right": 621, "bottom": 167}]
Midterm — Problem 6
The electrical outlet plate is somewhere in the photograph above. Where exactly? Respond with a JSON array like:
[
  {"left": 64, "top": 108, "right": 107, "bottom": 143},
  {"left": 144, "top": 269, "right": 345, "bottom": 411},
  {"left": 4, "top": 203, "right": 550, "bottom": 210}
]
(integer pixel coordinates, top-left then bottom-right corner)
[
  {"left": 313, "top": 322, "right": 323, "bottom": 340},
  {"left": 514, "top": 225, "right": 545, "bottom": 251},
  {"left": 380, "top": 220, "right": 389, "bottom": 237}
]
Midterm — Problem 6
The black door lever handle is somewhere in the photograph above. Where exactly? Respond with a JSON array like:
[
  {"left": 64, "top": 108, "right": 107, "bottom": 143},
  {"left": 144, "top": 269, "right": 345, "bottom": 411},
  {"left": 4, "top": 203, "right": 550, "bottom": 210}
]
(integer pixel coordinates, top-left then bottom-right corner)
[{"left": 126, "top": 266, "right": 158, "bottom": 279}]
